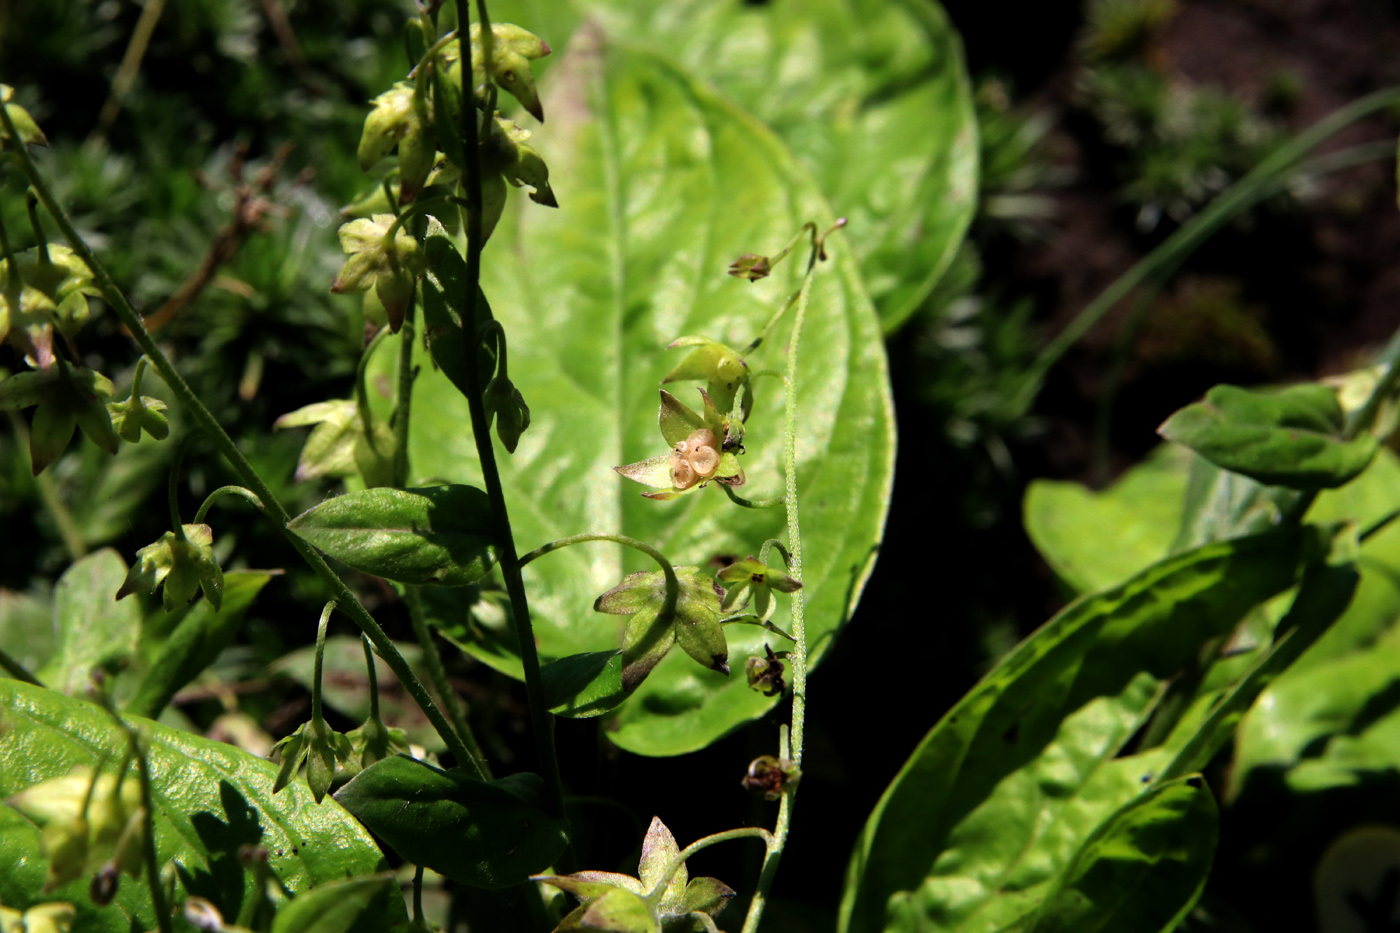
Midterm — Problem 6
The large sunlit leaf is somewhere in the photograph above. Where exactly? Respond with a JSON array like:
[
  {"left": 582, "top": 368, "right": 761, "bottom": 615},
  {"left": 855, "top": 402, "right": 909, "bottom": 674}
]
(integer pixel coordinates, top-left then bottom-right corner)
[
  {"left": 0, "top": 680, "right": 402, "bottom": 930},
  {"left": 490, "top": 0, "right": 978, "bottom": 329},
  {"left": 1029, "top": 777, "right": 1218, "bottom": 933},
  {"left": 839, "top": 530, "right": 1305, "bottom": 933},
  {"left": 409, "top": 44, "right": 893, "bottom": 755}
]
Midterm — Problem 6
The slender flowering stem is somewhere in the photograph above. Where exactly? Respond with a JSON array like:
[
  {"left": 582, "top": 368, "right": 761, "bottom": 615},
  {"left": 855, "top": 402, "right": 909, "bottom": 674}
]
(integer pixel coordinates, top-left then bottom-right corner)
[
  {"left": 452, "top": 0, "right": 568, "bottom": 840},
  {"left": 193, "top": 485, "right": 265, "bottom": 524},
  {"left": 0, "top": 102, "right": 473, "bottom": 767}
]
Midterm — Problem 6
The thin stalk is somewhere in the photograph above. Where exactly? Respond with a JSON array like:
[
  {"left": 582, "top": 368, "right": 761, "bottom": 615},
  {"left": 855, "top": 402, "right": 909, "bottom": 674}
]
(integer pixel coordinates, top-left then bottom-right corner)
[
  {"left": 356, "top": 326, "right": 390, "bottom": 444},
  {"left": 1019, "top": 87, "right": 1400, "bottom": 413},
  {"left": 393, "top": 299, "right": 417, "bottom": 487},
  {"left": 649, "top": 827, "right": 774, "bottom": 905},
  {"left": 413, "top": 865, "right": 425, "bottom": 924},
  {"left": 721, "top": 485, "right": 784, "bottom": 509},
  {"left": 2, "top": 105, "right": 473, "bottom": 766},
  {"left": 167, "top": 433, "right": 194, "bottom": 540},
  {"left": 741, "top": 243, "right": 821, "bottom": 933},
  {"left": 404, "top": 584, "right": 491, "bottom": 779},
  {"left": 110, "top": 718, "right": 172, "bottom": 933},
  {"left": 452, "top": 0, "right": 567, "bottom": 834},
  {"left": 88, "top": 0, "right": 166, "bottom": 145},
  {"left": 361, "top": 634, "right": 380, "bottom": 722},
  {"left": 193, "top": 485, "right": 265, "bottom": 524},
  {"left": 312, "top": 602, "right": 334, "bottom": 724},
  {"left": 518, "top": 532, "right": 673, "bottom": 575},
  {"left": 7, "top": 411, "right": 87, "bottom": 560}
]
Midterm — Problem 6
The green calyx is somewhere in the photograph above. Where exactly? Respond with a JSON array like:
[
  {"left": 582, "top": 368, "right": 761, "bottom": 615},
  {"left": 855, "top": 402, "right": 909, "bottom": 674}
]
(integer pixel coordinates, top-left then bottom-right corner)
[
  {"left": 0, "top": 362, "right": 117, "bottom": 473},
  {"left": 594, "top": 567, "right": 730, "bottom": 689},
  {"left": 271, "top": 716, "right": 358, "bottom": 804},
  {"left": 483, "top": 373, "right": 531, "bottom": 453},
  {"left": 330, "top": 214, "right": 424, "bottom": 332},
  {"left": 116, "top": 523, "right": 224, "bottom": 612},
  {"left": 0, "top": 84, "right": 47, "bottom": 147},
  {"left": 107, "top": 364, "right": 169, "bottom": 444},
  {"left": 663, "top": 336, "right": 750, "bottom": 417},
  {"left": 0, "top": 244, "right": 101, "bottom": 369},
  {"left": 275, "top": 398, "right": 396, "bottom": 488},
  {"left": 535, "top": 818, "right": 736, "bottom": 933},
  {"left": 717, "top": 556, "right": 802, "bottom": 620},
  {"left": 450, "top": 23, "right": 551, "bottom": 123}
]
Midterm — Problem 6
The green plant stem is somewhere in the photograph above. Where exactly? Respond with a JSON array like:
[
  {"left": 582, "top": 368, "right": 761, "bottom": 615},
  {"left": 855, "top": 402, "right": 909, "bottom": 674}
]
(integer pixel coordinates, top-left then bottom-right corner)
[
  {"left": 404, "top": 584, "right": 491, "bottom": 779},
  {"left": 167, "top": 433, "right": 195, "bottom": 541},
  {"left": 518, "top": 532, "right": 672, "bottom": 575},
  {"left": 102, "top": 714, "right": 173, "bottom": 933},
  {"left": 312, "top": 602, "right": 334, "bottom": 724},
  {"left": 649, "top": 827, "right": 774, "bottom": 905},
  {"left": 1, "top": 106, "right": 474, "bottom": 768},
  {"left": 393, "top": 300, "right": 417, "bottom": 487},
  {"left": 193, "top": 485, "right": 265, "bottom": 524},
  {"left": 721, "top": 485, "right": 784, "bottom": 509},
  {"left": 359, "top": 634, "right": 380, "bottom": 721},
  {"left": 413, "top": 865, "right": 425, "bottom": 923},
  {"left": 1019, "top": 87, "right": 1400, "bottom": 413},
  {"left": 452, "top": 0, "right": 567, "bottom": 838},
  {"left": 356, "top": 325, "right": 390, "bottom": 444},
  {"left": 88, "top": 0, "right": 166, "bottom": 146},
  {"left": 740, "top": 242, "right": 823, "bottom": 933},
  {"left": 6, "top": 410, "right": 87, "bottom": 560}
]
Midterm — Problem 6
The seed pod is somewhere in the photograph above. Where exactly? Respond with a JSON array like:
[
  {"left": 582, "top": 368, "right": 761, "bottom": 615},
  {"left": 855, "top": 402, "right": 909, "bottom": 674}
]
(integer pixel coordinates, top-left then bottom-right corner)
[{"left": 670, "top": 449, "right": 699, "bottom": 490}]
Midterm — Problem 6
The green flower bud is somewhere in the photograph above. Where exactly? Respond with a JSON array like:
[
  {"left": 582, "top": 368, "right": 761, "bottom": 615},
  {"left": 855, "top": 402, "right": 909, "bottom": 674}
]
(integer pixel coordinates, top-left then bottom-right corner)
[
  {"left": 462, "top": 24, "right": 551, "bottom": 122},
  {"left": 483, "top": 373, "right": 531, "bottom": 453},
  {"left": 0, "top": 363, "right": 116, "bottom": 473},
  {"left": 727, "top": 252, "right": 772, "bottom": 281},
  {"left": 116, "top": 524, "right": 224, "bottom": 612},
  {"left": 594, "top": 567, "right": 729, "bottom": 688},
  {"left": 107, "top": 392, "right": 169, "bottom": 443},
  {"left": 481, "top": 115, "right": 558, "bottom": 211},
  {"left": 0, "top": 244, "right": 101, "bottom": 364},
  {"left": 330, "top": 214, "right": 423, "bottom": 332},
  {"left": 357, "top": 83, "right": 417, "bottom": 172},
  {"left": 663, "top": 336, "right": 749, "bottom": 417},
  {"left": 19, "top": 903, "right": 76, "bottom": 933},
  {"left": 271, "top": 717, "right": 359, "bottom": 804},
  {"left": 1, "top": 85, "right": 49, "bottom": 147},
  {"left": 346, "top": 714, "right": 410, "bottom": 769}
]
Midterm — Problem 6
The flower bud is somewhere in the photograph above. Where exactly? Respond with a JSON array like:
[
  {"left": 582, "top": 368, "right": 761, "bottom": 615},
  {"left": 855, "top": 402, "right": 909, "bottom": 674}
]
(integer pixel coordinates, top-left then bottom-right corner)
[
  {"left": 468, "top": 23, "right": 551, "bottom": 122},
  {"left": 330, "top": 215, "right": 423, "bottom": 332},
  {"left": 107, "top": 392, "right": 169, "bottom": 443},
  {"left": 19, "top": 903, "right": 76, "bottom": 933},
  {"left": 483, "top": 373, "right": 531, "bottom": 453},
  {"left": 116, "top": 524, "right": 224, "bottom": 612},
  {"left": 41, "top": 815, "right": 89, "bottom": 892},
  {"left": 727, "top": 253, "right": 772, "bottom": 281},
  {"left": 740, "top": 755, "right": 801, "bottom": 801},
  {"left": 89, "top": 862, "right": 119, "bottom": 906},
  {"left": 1, "top": 84, "right": 49, "bottom": 147},
  {"left": 357, "top": 83, "right": 417, "bottom": 171}
]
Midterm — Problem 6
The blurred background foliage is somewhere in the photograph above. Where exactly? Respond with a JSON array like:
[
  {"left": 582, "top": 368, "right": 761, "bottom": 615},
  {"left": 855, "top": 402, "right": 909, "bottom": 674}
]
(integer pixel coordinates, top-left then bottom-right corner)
[{"left": 3, "top": 0, "right": 1400, "bottom": 929}]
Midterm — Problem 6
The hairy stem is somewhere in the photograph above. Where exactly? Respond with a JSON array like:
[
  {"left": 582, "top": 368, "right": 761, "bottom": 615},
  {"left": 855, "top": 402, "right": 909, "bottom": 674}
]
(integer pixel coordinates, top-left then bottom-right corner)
[
  {"left": 193, "top": 485, "right": 265, "bottom": 524},
  {"left": 2, "top": 106, "right": 473, "bottom": 766},
  {"left": 741, "top": 241, "right": 823, "bottom": 933},
  {"left": 393, "top": 300, "right": 417, "bottom": 486},
  {"left": 649, "top": 827, "right": 774, "bottom": 906},
  {"left": 452, "top": 0, "right": 568, "bottom": 835}
]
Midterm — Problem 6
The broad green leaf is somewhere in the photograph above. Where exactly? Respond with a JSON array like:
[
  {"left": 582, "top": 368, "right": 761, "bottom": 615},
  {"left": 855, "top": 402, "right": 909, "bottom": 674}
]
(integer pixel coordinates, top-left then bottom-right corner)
[
  {"left": 125, "top": 570, "right": 274, "bottom": 719},
  {"left": 334, "top": 755, "right": 569, "bottom": 889},
  {"left": 1030, "top": 777, "right": 1218, "bottom": 933},
  {"left": 839, "top": 530, "right": 1305, "bottom": 933},
  {"left": 408, "top": 45, "right": 893, "bottom": 756},
  {"left": 38, "top": 549, "right": 139, "bottom": 695},
  {"left": 0, "top": 680, "right": 401, "bottom": 928},
  {"left": 1172, "top": 452, "right": 1306, "bottom": 550},
  {"left": 1159, "top": 383, "right": 1378, "bottom": 490},
  {"left": 0, "top": 587, "right": 54, "bottom": 679},
  {"left": 288, "top": 485, "right": 497, "bottom": 586},
  {"left": 270, "top": 875, "right": 392, "bottom": 933},
  {"left": 490, "top": 0, "right": 977, "bottom": 329},
  {"left": 1024, "top": 445, "right": 1190, "bottom": 594}
]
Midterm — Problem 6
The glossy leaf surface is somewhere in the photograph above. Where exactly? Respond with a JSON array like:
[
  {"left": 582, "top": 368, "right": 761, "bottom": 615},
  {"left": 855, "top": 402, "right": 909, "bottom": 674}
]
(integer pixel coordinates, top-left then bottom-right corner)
[
  {"left": 1030, "top": 778, "right": 1218, "bottom": 933},
  {"left": 334, "top": 755, "right": 569, "bottom": 888},
  {"left": 489, "top": 0, "right": 977, "bottom": 329},
  {"left": 270, "top": 875, "right": 393, "bottom": 933},
  {"left": 0, "top": 680, "right": 399, "bottom": 927},
  {"left": 1159, "top": 383, "right": 1378, "bottom": 490},
  {"left": 839, "top": 531, "right": 1304, "bottom": 933},
  {"left": 409, "top": 45, "right": 893, "bottom": 755},
  {"left": 288, "top": 485, "right": 497, "bottom": 586},
  {"left": 38, "top": 548, "right": 139, "bottom": 695}
]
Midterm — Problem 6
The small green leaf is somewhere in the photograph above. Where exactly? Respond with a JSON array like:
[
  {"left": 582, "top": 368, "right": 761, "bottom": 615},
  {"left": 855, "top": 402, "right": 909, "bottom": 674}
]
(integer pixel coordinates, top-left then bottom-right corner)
[
  {"left": 1159, "top": 383, "right": 1379, "bottom": 489},
  {"left": 288, "top": 485, "right": 497, "bottom": 586},
  {"left": 125, "top": 570, "right": 274, "bottom": 719},
  {"left": 638, "top": 817, "right": 686, "bottom": 910},
  {"left": 270, "top": 874, "right": 392, "bottom": 933},
  {"left": 333, "top": 755, "right": 568, "bottom": 889},
  {"left": 0, "top": 681, "right": 399, "bottom": 928},
  {"left": 39, "top": 549, "right": 139, "bottom": 695},
  {"left": 1030, "top": 777, "right": 1218, "bottom": 933},
  {"left": 580, "top": 888, "right": 660, "bottom": 933}
]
